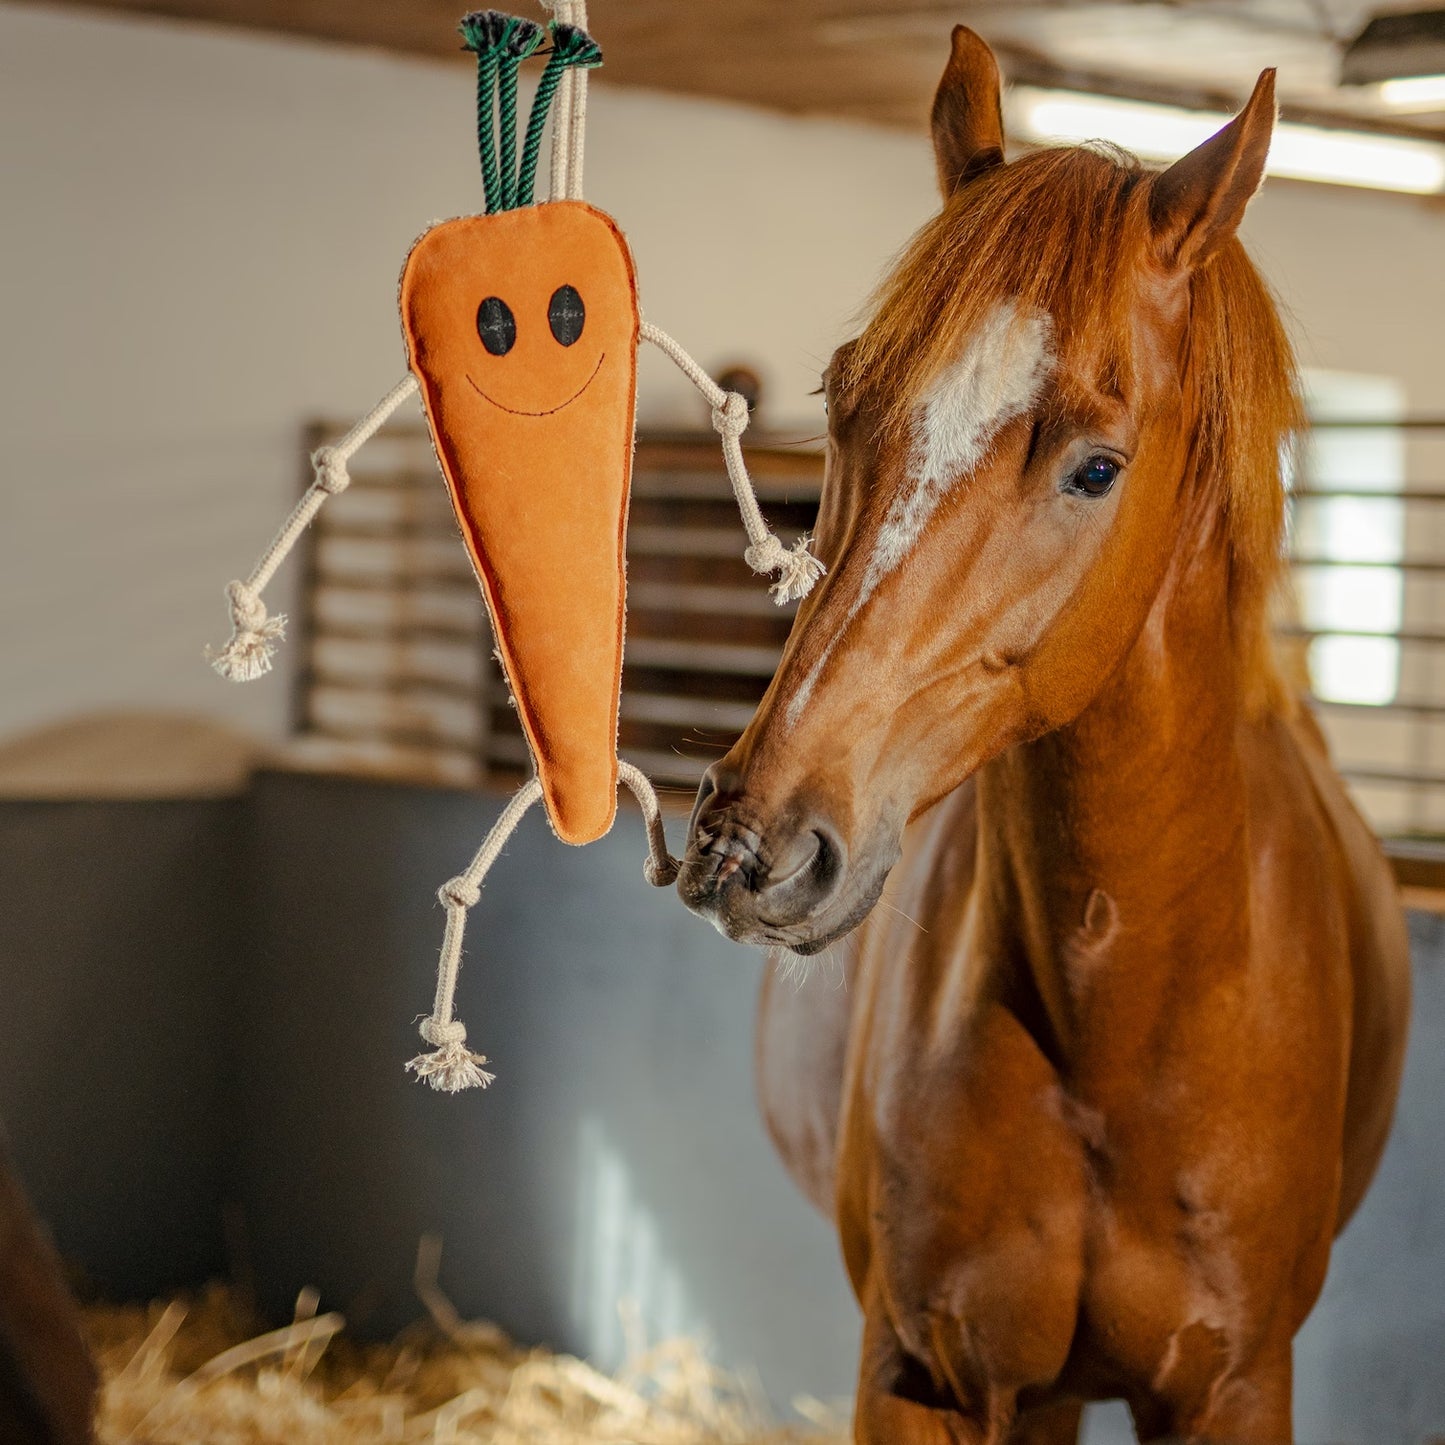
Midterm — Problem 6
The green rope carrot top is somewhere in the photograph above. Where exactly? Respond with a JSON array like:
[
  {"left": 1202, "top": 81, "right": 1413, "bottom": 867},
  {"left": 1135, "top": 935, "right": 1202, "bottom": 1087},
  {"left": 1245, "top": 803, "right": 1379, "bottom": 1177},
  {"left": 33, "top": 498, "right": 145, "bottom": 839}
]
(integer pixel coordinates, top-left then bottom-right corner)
[{"left": 460, "top": 11, "right": 605, "bottom": 213}]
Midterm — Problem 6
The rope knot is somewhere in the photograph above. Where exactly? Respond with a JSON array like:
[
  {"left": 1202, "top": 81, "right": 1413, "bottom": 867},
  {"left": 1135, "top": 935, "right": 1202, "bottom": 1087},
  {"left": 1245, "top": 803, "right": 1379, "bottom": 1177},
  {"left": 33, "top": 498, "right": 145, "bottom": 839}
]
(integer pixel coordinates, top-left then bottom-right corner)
[
  {"left": 743, "top": 533, "right": 786, "bottom": 575},
  {"left": 419, "top": 1017, "right": 468, "bottom": 1049},
  {"left": 311, "top": 446, "right": 351, "bottom": 495},
  {"left": 439, "top": 876, "right": 482, "bottom": 910},
  {"left": 643, "top": 854, "right": 681, "bottom": 888},
  {"left": 710, "top": 391, "right": 750, "bottom": 440},
  {"left": 226, "top": 580, "right": 267, "bottom": 631}
]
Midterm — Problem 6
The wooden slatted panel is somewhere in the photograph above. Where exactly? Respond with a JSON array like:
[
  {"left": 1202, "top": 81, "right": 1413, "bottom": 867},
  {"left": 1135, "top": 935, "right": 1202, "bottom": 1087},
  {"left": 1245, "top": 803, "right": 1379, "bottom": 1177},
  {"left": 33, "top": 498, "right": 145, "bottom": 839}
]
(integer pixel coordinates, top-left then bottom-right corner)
[
  {"left": 287, "top": 424, "right": 823, "bottom": 791},
  {"left": 288, "top": 415, "right": 1445, "bottom": 869}
]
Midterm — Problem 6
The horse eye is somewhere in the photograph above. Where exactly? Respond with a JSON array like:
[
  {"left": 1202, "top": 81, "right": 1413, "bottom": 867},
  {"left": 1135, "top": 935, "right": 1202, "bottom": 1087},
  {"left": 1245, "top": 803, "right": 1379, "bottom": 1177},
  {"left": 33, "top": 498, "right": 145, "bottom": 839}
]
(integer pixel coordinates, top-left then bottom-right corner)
[
  {"left": 548, "top": 284, "right": 585, "bottom": 346},
  {"left": 1066, "top": 455, "right": 1120, "bottom": 498},
  {"left": 476, "top": 296, "right": 516, "bottom": 356}
]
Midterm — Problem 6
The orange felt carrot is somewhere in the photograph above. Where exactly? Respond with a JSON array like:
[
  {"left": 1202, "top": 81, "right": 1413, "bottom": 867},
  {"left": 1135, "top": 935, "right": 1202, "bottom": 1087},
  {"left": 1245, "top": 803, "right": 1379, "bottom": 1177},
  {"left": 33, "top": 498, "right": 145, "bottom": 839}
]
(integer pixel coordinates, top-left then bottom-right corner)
[
  {"left": 205, "top": 8, "right": 823, "bottom": 1093},
  {"left": 401, "top": 200, "right": 638, "bottom": 845}
]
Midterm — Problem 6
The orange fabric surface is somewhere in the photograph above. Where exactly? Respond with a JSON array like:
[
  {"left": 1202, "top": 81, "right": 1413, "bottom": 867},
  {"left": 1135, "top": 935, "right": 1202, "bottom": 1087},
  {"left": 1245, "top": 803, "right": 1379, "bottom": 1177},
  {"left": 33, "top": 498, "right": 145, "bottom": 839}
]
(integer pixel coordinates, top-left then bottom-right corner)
[{"left": 401, "top": 202, "right": 639, "bottom": 844}]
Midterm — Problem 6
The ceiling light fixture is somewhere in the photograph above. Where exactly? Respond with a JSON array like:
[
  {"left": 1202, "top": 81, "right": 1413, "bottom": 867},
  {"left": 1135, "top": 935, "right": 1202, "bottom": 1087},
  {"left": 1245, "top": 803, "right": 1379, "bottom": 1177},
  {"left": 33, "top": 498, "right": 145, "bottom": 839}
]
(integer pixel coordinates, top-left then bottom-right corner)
[
  {"left": 1006, "top": 86, "right": 1445, "bottom": 195},
  {"left": 1378, "top": 72, "right": 1445, "bottom": 109}
]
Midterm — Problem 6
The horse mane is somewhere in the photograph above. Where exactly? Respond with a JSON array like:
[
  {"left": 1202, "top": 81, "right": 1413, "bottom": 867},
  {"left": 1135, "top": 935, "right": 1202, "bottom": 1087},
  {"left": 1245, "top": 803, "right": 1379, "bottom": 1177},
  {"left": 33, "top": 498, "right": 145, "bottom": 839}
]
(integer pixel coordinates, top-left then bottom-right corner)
[{"left": 844, "top": 143, "right": 1303, "bottom": 717}]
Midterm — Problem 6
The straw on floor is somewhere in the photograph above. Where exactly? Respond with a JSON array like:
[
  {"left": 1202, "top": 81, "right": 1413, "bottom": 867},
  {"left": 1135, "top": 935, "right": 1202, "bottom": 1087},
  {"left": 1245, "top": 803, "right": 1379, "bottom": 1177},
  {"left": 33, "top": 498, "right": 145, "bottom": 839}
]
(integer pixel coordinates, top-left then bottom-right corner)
[{"left": 83, "top": 1248, "right": 849, "bottom": 1445}]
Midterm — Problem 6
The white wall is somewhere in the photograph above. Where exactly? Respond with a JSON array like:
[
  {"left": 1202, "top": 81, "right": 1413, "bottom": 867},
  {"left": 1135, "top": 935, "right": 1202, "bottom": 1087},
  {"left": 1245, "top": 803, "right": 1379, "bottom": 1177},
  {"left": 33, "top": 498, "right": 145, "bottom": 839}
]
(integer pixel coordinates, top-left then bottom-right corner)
[{"left": 2, "top": 1, "right": 1444, "bottom": 745}]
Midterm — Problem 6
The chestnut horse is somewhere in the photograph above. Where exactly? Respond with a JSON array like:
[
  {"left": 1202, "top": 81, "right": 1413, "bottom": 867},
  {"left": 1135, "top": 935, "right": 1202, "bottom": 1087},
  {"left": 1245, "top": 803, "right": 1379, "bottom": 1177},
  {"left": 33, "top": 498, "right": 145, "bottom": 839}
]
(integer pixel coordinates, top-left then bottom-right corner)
[{"left": 679, "top": 28, "right": 1410, "bottom": 1445}]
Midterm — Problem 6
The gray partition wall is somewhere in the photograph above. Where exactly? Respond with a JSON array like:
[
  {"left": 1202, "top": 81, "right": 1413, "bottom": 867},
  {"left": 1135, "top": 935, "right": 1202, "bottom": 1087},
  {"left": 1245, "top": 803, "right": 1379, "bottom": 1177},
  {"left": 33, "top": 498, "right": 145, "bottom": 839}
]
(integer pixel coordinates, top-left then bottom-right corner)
[
  {"left": 2, "top": 771, "right": 1445, "bottom": 1437},
  {"left": 229, "top": 771, "right": 861, "bottom": 1404},
  {"left": 0, "top": 795, "right": 239, "bottom": 1299}
]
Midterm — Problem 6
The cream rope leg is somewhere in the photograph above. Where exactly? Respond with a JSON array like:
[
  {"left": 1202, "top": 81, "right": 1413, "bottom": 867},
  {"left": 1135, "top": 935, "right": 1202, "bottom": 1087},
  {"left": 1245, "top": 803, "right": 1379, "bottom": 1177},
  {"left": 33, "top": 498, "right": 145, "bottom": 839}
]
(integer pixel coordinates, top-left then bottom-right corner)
[
  {"left": 409, "top": 764, "right": 679, "bottom": 1094},
  {"left": 408, "top": 778, "right": 544, "bottom": 1093},
  {"left": 206, "top": 373, "right": 419, "bottom": 681},
  {"left": 617, "top": 760, "right": 680, "bottom": 886},
  {"left": 640, "top": 323, "right": 824, "bottom": 604}
]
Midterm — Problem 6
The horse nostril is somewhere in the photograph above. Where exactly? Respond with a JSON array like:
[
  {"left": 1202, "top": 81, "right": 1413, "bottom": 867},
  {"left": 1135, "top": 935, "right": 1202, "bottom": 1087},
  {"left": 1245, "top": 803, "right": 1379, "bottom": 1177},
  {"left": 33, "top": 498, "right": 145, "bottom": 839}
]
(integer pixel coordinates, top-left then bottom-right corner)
[
  {"left": 768, "top": 828, "right": 823, "bottom": 888},
  {"left": 772, "top": 824, "right": 844, "bottom": 897}
]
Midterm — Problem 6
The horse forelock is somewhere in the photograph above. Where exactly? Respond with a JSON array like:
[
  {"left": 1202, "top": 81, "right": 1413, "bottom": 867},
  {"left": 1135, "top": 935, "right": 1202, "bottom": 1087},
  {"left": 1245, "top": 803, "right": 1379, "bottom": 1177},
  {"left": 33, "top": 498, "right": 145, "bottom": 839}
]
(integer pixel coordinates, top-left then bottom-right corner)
[{"left": 836, "top": 142, "right": 1302, "bottom": 717}]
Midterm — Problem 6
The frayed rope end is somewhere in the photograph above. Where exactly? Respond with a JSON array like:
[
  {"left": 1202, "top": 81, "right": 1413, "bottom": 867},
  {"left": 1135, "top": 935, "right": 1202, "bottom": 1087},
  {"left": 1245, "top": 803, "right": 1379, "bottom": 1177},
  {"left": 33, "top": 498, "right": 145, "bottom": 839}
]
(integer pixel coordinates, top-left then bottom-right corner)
[
  {"left": 206, "top": 583, "right": 286, "bottom": 682},
  {"left": 405, "top": 1018, "right": 494, "bottom": 1093},
  {"left": 744, "top": 534, "right": 826, "bottom": 606}
]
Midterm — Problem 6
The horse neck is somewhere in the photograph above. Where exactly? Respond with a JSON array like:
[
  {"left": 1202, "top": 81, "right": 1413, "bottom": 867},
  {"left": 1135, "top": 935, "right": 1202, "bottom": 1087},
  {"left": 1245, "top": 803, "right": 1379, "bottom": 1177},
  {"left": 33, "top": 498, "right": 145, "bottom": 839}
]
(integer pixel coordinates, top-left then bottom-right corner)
[{"left": 971, "top": 465, "right": 1254, "bottom": 1055}]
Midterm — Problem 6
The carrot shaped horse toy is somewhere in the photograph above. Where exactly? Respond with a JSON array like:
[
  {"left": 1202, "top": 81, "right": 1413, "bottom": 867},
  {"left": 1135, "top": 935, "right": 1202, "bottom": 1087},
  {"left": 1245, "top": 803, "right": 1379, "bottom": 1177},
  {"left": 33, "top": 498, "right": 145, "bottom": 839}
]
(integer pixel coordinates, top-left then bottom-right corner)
[{"left": 208, "top": 4, "right": 822, "bottom": 1090}]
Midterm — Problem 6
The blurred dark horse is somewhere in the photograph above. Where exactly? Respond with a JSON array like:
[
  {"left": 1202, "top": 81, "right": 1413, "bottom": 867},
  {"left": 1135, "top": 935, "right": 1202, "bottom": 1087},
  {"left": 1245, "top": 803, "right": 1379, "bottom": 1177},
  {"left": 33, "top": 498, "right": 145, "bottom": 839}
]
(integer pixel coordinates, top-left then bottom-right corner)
[
  {"left": 0, "top": 1135, "right": 95, "bottom": 1445},
  {"left": 681, "top": 28, "right": 1410, "bottom": 1444}
]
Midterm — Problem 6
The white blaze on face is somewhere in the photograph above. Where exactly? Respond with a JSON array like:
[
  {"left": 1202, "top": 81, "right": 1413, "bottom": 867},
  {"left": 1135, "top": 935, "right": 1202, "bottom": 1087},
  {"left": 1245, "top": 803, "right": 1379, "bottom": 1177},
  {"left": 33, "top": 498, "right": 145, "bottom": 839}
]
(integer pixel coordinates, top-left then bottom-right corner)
[{"left": 785, "top": 300, "right": 1055, "bottom": 727}]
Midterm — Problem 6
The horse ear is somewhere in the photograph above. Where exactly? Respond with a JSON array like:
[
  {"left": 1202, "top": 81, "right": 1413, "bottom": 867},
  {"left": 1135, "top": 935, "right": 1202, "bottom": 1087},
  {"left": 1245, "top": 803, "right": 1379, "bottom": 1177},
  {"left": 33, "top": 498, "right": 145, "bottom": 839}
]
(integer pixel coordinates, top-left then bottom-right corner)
[
  {"left": 931, "top": 26, "right": 1005, "bottom": 199},
  {"left": 1149, "top": 69, "right": 1276, "bottom": 269}
]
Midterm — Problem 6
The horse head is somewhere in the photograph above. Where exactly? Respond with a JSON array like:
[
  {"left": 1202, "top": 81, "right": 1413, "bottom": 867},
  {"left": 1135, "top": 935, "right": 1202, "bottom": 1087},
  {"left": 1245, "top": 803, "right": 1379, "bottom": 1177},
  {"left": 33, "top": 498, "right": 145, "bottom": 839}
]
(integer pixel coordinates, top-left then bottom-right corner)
[{"left": 680, "top": 27, "right": 1299, "bottom": 955}]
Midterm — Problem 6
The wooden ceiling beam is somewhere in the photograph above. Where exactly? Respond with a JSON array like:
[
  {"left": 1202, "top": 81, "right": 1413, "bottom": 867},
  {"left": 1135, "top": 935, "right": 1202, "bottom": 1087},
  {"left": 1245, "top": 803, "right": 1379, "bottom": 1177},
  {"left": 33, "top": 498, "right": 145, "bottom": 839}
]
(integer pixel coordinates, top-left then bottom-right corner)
[{"left": 26, "top": 0, "right": 1445, "bottom": 137}]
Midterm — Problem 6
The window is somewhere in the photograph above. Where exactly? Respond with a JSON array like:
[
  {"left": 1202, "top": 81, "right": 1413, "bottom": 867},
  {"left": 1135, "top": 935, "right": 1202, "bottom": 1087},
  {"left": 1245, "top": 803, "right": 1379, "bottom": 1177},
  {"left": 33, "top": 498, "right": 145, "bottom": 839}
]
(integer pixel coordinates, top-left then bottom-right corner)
[
  {"left": 1287, "top": 378, "right": 1445, "bottom": 839},
  {"left": 1293, "top": 372, "right": 1406, "bottom": 708}
]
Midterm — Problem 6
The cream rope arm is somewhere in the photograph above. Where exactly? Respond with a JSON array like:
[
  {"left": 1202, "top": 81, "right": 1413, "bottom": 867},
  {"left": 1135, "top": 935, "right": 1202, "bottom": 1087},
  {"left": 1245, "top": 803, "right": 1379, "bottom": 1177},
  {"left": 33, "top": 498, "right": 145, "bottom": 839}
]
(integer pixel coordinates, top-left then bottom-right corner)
[
  {"left": 206, "top": 373, "right": 420, "bottom": 681},
  {"left": 409, "top": 765, "right": 680, "bottom": 1094},
  {"left": 640, "top": 323, "right": 825, "bottom": 605}
]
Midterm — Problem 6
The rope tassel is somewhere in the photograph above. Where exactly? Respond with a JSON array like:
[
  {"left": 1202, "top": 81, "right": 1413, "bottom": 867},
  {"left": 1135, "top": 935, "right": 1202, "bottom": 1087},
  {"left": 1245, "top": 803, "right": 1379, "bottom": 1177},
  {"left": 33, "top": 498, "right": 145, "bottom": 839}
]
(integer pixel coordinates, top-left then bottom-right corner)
[{"left": 207, "top": 581, "right": 286, "bottom": 682}]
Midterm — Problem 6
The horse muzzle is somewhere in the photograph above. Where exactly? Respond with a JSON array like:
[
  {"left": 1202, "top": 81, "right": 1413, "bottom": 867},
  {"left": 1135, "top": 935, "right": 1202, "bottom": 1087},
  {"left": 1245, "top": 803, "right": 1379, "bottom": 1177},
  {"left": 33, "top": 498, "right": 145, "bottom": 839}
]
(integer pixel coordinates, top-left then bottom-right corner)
[{"left": 676, "top": 765, "right": 857, "bottom": 953}]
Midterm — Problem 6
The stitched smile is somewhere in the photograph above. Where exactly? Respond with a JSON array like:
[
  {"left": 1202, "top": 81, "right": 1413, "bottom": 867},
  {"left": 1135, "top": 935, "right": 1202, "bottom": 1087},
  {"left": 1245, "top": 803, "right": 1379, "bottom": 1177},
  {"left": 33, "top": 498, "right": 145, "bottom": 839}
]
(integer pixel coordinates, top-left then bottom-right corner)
[{"left": 466, "top": 351, "right": 606, "bottom": 416}]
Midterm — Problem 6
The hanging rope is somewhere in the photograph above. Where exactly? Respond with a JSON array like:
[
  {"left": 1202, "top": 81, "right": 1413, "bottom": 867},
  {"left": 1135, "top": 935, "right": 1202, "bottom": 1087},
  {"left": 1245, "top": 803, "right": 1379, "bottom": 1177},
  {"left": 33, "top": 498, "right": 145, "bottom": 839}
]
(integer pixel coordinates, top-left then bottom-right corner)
[
  {"left": 206, "top": 374, "right": 418, "bottom": 682},
  {"left": 640, "top": 323, "right": 825, "bottom": 604},
  {"left": 547, "top": 0, "right": 576, "bottom": 201},
  {"left": 565, "top": 0, "right": 591, "bottom": 199},
  {"left": 468, "top": 6, "right": 601, "bottom": 211},
  {"left": 517, "top": 22, "right": 602, "bottom": 206},
  {"left": 408, "top": 765, "right": 680, "bottom": 1093}
]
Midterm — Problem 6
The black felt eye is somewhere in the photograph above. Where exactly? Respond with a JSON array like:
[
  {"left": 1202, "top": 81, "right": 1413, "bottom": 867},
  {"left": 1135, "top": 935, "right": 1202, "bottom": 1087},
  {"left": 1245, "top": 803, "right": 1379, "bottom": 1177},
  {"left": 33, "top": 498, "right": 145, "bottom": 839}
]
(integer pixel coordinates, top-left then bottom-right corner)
[
  {"left": 1065, "top": 455, "right": 1121, "bottom": 498},
  {"left": 476, "top": 296, "right": 516, "bottom": 356},
  {"left": 548, "top": 285, "right": 585, "bottom": 346}
]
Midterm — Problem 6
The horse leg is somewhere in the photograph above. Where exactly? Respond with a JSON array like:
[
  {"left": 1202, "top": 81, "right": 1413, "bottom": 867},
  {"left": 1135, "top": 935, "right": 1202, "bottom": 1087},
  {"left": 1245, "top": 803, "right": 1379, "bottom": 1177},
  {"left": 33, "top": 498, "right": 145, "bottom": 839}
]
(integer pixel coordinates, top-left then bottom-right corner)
[
  {"left": 1132, "top": 1342, "right": 1293, "bottom": 1444},
  {"left": 854, "top": 1304, "right": 1000, "bottom": 1445}
]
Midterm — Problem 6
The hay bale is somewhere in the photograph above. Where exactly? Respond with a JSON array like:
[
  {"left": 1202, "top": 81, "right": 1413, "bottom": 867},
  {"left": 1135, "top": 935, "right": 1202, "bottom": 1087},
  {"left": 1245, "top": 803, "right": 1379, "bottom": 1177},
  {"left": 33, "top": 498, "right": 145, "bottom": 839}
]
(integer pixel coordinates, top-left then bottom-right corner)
[
  {"left": 0, "top": 713, "right": 264, "bottom": 800},
  {"left": 85, "top": 1285, "right": 848, "bottom": 1444}
]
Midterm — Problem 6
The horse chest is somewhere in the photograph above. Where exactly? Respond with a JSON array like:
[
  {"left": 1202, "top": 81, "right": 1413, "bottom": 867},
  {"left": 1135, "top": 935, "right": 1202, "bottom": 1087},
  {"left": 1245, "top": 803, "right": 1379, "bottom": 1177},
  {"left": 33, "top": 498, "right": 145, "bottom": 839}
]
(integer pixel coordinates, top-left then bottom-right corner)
[
  {"left": 841, "top": 949, "right": 1337, "bottom": 1410},
  {"left": 850, "top": 1075, "right": 1303, "bottom": 1412}
]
